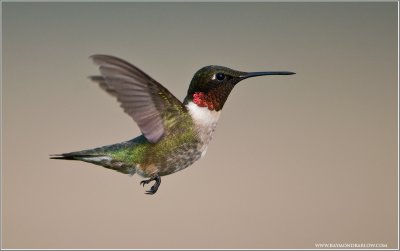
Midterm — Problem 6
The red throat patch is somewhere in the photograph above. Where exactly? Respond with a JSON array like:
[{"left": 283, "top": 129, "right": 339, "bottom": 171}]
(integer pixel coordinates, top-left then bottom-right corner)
[{"left": 193, "top": 92, "right": 215, "bottom": 110}]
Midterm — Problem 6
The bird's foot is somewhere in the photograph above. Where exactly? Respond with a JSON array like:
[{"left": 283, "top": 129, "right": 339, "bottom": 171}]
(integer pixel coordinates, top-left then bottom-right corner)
[{"left": 140, "top": 175, "right": 161, "bottom": 195}]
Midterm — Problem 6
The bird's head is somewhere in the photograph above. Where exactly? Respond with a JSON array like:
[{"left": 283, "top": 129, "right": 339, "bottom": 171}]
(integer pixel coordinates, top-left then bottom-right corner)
[{"left": 184, "top": 65, "right": 295, "bottom": 111}]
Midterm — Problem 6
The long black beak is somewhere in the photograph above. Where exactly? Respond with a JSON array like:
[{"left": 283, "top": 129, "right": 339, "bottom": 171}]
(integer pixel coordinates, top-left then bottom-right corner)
[{"left": 241, "top": 71, "right": 296, "bottom": 79}]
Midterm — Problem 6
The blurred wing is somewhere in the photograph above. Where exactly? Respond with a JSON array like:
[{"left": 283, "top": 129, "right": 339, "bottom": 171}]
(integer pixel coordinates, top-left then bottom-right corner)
[{"left": 90, "top": 55, "right": 186, "bottom": 143}]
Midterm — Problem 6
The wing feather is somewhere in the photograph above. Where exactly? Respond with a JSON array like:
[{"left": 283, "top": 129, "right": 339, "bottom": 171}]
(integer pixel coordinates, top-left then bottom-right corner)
[{"left": 90, "top": 55, "right": 186, "bottom": 143}]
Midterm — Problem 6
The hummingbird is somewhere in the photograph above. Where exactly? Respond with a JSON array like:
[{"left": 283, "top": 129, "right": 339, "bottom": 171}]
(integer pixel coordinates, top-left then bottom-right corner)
[{"left": 51, "top": 55, "right": 295, "bottom": 194}]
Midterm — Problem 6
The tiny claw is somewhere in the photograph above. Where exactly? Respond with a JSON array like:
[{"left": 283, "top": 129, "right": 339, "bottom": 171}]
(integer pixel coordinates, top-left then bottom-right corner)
[
  {"left": 144, "top": 185, "right": 158, "bottom": 195},
  {"left": 140, "top": 175, "right": 161, "bottom": 195}
]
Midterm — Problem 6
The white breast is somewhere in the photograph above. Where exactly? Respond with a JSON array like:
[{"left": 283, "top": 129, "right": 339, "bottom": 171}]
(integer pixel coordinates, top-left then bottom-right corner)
[
  {"left": 186, "top": 102, "right": 221, "bottom": 157},
  {"left": 187, "top": 102, "right": 221, "bottom": 127}
]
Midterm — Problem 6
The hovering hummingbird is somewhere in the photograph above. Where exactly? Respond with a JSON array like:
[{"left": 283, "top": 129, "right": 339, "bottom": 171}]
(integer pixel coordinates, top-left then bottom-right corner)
[{"left": 51, "top": 55, "right": 295, "bottom": 194}]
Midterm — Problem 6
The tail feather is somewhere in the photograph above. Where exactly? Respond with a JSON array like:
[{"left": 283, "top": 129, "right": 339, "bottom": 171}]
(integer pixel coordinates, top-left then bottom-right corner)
[
  {"left": 49, "top": 147, "right": 104, "bottom": 161},
  {"left": 49, "top": 150, "right": 110, "bottom": 163},
  {"left": 49, "top": 140, "right": 138, "bottom": 175},
  {"left": 49, "top": 153, "right": 98, "bottom": 160}
]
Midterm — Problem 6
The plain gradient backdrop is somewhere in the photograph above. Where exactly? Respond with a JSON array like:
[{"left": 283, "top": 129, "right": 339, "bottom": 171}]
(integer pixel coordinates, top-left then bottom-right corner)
[{"left": 2, "top": 2, "right": 398, "bottom": 249}]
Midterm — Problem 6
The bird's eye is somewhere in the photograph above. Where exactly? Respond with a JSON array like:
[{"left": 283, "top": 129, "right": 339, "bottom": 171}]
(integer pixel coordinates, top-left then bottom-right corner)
[{"left": 216, "top": 73, "right": 225, "bottom": 81}]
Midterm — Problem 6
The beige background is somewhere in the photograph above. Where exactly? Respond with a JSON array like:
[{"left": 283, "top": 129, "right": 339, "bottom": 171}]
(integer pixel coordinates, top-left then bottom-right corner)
[{"left": 2, "top": 2, "right": 398, "bottom": 249}]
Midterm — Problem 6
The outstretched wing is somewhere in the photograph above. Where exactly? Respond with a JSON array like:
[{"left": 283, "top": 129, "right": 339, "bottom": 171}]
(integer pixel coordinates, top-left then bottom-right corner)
[{"left": 90, "top": 55, "right": 186, "bottom": 143}]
